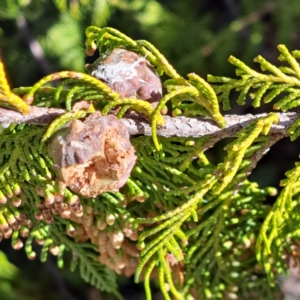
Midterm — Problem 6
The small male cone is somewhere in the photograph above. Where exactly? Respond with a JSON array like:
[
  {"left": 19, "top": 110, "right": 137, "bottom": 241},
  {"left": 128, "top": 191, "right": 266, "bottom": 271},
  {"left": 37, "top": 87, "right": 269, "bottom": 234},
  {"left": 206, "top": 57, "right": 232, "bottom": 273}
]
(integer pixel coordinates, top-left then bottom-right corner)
[{"left": 48, "top": 112, "right": 136, "bottom": 197}]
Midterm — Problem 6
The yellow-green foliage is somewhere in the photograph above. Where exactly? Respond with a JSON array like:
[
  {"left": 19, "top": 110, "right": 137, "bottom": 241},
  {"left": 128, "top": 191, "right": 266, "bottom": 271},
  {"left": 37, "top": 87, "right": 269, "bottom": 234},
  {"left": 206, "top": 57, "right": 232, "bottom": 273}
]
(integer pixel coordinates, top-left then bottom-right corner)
[{"left": 2, "top": 26, "right": 300, "bottom": 299}]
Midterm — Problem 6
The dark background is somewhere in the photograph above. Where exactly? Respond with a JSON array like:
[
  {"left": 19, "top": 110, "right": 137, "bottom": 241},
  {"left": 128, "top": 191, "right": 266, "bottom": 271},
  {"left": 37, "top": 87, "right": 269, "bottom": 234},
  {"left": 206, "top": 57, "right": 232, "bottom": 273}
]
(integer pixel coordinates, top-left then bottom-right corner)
[{"left": 0, "top": 0, "right": 299, "bottom": 299}]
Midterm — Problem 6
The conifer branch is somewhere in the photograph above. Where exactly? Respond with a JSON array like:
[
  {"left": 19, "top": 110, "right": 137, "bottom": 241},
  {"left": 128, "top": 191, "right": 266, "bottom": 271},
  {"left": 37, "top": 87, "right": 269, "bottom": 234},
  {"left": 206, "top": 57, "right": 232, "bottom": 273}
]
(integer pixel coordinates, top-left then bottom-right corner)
[
  {"left": 0, "top": 105, "right": 297, "bottom": 138},
  {"left": 2, "top": 24, "right": 300, "bottom": 299}
]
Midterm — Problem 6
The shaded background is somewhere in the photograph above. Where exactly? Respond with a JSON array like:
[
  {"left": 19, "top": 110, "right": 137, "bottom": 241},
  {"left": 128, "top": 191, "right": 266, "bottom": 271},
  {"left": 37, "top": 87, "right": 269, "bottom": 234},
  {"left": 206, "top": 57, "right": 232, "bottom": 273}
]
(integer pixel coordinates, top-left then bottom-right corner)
[{"left": 0, "top": 0, "right": 300, "bottom": 299}]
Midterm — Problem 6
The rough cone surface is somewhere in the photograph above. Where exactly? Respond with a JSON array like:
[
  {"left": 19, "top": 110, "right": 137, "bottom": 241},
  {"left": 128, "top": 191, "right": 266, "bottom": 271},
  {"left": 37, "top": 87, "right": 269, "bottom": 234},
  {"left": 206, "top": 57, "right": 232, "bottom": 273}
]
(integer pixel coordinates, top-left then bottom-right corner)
[{"left": 48, "top": 112, "right": 136, "bottom": 197}]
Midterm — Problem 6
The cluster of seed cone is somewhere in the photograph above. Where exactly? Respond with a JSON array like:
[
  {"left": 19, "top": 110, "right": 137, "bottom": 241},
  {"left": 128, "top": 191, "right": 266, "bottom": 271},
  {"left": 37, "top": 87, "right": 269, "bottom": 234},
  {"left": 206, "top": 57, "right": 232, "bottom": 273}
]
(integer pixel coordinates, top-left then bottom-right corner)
[
  {"left": 34, "top": 184, "right": 84, "bottom": 223},
  {"left": 0, "top": 207, "right": 32, "bottom": 250},
  {"left": 0, "top": 183, "right": 81, "bottom": 249},
  {"left": 68, "top": 197, "right": 144, "bottom": 277},
  {"left": 0, "top": 184, "right": 33, "bottom": 249},
  {"left": 0, "top": 181, "right": 143, "bottom": 277},
  {"left": 35, "top": 184, "right": 143, "bottom": 276}
]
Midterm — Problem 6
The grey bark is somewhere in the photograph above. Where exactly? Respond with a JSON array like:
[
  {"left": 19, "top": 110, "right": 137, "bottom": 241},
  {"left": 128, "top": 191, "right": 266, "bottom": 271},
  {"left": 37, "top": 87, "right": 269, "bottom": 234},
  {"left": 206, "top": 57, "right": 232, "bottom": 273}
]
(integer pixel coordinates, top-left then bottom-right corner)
[{"left": 0, "top": 106, "right": 297, "bottom": 138}]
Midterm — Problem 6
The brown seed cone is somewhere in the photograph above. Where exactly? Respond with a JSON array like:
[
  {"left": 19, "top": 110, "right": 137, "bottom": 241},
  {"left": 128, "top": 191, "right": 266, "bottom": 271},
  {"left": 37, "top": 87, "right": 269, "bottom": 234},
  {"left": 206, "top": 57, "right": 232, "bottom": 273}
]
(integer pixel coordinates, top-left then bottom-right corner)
[
  {"left": 48, "top": 112, "right": 137, "bottom": 197},
  {"left": 27, "top": 252, "right": 36, "bottom": 260},
  {"left": 11, "top": 197, "right": 22, "bottom": 207},
  {"left": 12, "top": 239, "right": 23, "bottom": 250},
  {"left": 49, "top": 245, "right": 60, "bottom": 256},
  {"left": 20, "top": 226, "right": 30, "bottom": 238},
  {"left": 60, "top": 209, "right": 71, "bottom": 219},
  {"left": 121, "top": 239, "right": 139, "bottom": 257},
  {"left": 86, "top": 48, "right": 162, "bottom": 107},
  {"left": 2, "top": 227, "right": 12, "bottom": 239}
]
